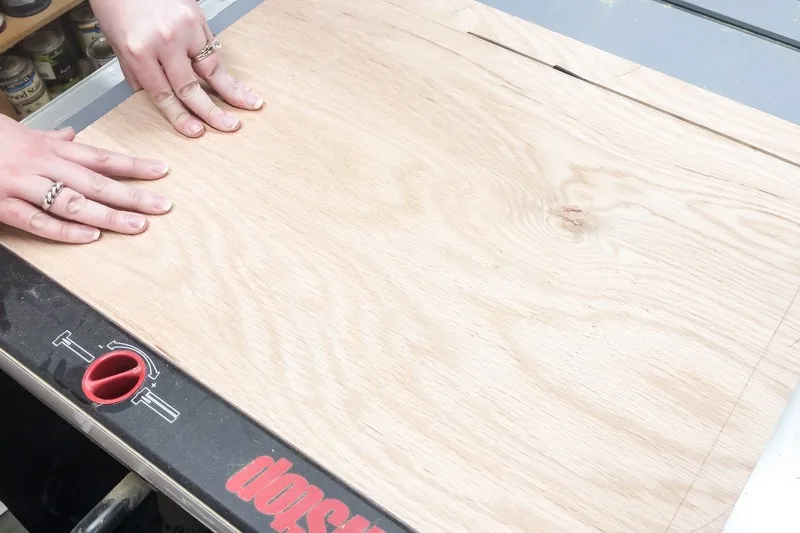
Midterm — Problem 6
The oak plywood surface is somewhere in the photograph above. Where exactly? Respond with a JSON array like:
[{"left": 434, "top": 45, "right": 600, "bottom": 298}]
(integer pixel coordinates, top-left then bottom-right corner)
[
  {"left": 389, "top": 0, "right": 800, "bottom": 168},
  {"left": 4, "top": 1, "right": 800, "bottom": 531}
]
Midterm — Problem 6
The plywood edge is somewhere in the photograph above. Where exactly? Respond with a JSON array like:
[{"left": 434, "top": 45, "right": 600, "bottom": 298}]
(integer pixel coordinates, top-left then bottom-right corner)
[{"left": 388, "top": 0, "right": 800, "bottom": 168}]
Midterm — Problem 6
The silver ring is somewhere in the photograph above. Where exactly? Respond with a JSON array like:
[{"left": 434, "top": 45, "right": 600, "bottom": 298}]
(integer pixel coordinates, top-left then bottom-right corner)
[
  {"left": 192, "top": 38, "right": 221, "bottom": 63},
  {"left": 42, "top": 181, "right": 64, "bottom": 211}
]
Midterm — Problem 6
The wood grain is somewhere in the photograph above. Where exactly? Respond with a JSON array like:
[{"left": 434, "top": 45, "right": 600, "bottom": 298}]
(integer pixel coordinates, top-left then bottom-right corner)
[
  {"left": 666, "top": 359, "right": 797, "bottom": 532},
  {"left": 389, "top": 0, "right": 800, "bottom": 168},
  {"left": 4, "top": 1, "right": 800, "bottom": 531}
]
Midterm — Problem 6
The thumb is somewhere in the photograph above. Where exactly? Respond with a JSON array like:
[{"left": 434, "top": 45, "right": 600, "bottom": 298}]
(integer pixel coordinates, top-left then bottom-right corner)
[{"left": 41, "top": 128, "right": 76, "bottom": 141}]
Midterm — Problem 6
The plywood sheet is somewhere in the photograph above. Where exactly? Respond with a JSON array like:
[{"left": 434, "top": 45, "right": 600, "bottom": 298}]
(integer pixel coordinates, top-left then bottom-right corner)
[
  {"left": 667, "top": 358, "right": 797, "bottom": 532},
  {"left": 390, "top": 0, "right": 800, "bottom": 168},
  {"left": 4, "top": 1, "right": 800, "bottom": 531}
]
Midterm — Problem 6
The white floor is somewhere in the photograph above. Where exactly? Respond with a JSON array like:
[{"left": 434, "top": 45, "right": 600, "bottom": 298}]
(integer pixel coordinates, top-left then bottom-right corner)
[
  {"left": 0, "top": 501, "right": 28, "bottom": 533},
  {"left": 0, "top": 515, "right": 25, "bottom": 533}
]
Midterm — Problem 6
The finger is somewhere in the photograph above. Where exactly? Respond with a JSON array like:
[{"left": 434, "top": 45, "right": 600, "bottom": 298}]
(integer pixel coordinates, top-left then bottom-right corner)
[
  {"left": 132, "top": 57, "right": 204, "bottom": 137},
  {"left": 194, "top": 22, "right": 262, "bottom": 111},
  {"left": 51, "top": 140, "right": 169, "bottom": 180},
  {"left": 0, "top": 197, "right": 99, "bottom": 244},
  {"left": 9, "top": 175, "right": 150, "bottom": 235},
  {"left": 118, "top": 54, "right": 142, "bottom": 92},
  {"left": 193, "top": 54, "right": 262, "bottom": 111},
  {"left": 162, "top": 45, "right": 240, "bottom": 132},
  {"left": 38, "top": 157, "right": 173, "bottom": 214},
  {"left": 42, "top": 128, "right": 76, "bottom": 142},
  {"left": 201, "top": 19, "right": 214, "bottom": 40}
]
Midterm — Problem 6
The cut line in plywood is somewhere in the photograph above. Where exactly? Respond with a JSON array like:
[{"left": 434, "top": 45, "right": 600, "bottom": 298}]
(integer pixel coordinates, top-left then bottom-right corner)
[
  {"left": 467, "top": 30, "right": 800, "bottom": 172},
  {"left": 666, "top": 359, "right": 798, "bottom": 532},
  {"left": 669, "top": 278, "right": 800, "bottom": 531},
  {"left": 389, "top": 0, "right": 800, "bottom": 169}
]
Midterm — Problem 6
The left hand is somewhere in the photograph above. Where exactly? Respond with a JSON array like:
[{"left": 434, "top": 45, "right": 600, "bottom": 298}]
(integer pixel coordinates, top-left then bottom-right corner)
[
  {"left": 0, "top": 115, "right": 172, "bottom": 243},
  {"left": 90, "top": 0, "right": 263, "bottom": 138}
]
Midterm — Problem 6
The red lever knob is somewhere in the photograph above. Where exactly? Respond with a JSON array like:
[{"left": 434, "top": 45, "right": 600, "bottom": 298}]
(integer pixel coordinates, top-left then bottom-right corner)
[{"left": 82, "top": 350, "right": 147, "bottom": 405}]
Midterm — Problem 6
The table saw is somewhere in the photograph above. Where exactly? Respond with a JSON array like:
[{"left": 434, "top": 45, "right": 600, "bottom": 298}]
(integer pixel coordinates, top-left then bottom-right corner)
[{"left": 3, "top": 0, "right": 800, "bottom": 531}]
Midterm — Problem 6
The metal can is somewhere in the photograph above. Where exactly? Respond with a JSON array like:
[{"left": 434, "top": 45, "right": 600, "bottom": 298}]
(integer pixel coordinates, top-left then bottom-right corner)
[
  {"left": 68, "top": 2, "right": 102, "bottom": 51},
  {"left": 0, "top": 54, "right": 50, "bottom": 117},
  {"left": 0, "top": 0, "right": 51, "bottom": 18},
  {"left": 86, "top": 36, "right": 116, "bottom": 69},
  {"left": 22, "top": 27, "right": 81, "bottom": 97}
]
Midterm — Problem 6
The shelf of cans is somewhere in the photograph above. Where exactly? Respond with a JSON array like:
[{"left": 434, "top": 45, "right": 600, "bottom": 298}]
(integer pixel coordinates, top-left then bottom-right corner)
[
  {"left": 0, "top": 1, "right": 115, "bottom": 119},
  {"left": 0, "top": 0, "right": 57, "bottom": 18}
]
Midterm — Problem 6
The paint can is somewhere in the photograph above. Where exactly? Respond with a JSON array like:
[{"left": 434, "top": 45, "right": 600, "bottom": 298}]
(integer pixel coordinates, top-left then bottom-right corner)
[
  {"left": 22, "top": 27, "right": 81, "bottom": 97},
  {"left": 0, "top": 0, "right": 51, "bottom": 18},
  {"left": 0, "top": 54, "right": 50, "bottom": 117},
  {"left": 86, "top": 36, "right": 115, "bottom": 69},
  {"left": 68, "top": 2, "right": 102, "bottom": 51}
]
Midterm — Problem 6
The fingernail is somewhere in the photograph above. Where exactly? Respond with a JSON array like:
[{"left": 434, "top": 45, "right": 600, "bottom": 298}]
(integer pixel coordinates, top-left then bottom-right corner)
[
  {"left": 152, "top": 195, "right": 173, "bottom": 212},
  {"left": 187, "top": 120, "right": 203, "bottom": 135},
  {"left": 151, "top": 161, "right": 169, "bottom": 175},
  {"left": 246, "top": 93, "right": 263, "bottom": 109},
  {"left": 127, "top": 213, "right": 146, "bottom": 230},
  {"left": 30, "top": 213, "right": 46, "bottom": 229},
  {"left": 223, "top": 114, "right": 240, "bottom": 130},
  {"left": 83, "top": 227, "right": 100, "bottom": 241},
  {"left": 67, "top": 195, "right": 85, "bottom": 214}
]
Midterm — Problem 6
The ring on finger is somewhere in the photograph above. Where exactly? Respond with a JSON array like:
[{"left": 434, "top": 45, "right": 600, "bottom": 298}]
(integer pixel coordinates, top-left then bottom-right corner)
[
  {"left": 192, "top": 38, "right": 221, "bottom": 63},
  {"left": 41, "top": 181, "right": 64, "bottom": 212}
]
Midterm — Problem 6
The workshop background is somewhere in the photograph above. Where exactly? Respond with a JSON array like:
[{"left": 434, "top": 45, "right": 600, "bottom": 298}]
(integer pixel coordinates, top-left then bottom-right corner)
[{"left": 1, "top": 0, "right": 798, "bottom": 531}]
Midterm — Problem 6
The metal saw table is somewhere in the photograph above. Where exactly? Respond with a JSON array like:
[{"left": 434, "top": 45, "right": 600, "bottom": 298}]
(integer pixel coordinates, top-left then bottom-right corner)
[{"left": 3, "top": 0, "right": 800, "bottom": 531}]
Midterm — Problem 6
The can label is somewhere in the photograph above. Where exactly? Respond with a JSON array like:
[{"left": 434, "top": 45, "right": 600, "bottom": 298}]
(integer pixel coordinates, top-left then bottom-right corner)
[
  {"left": 25, "top": 30, "right": 81, "bottom": 86},
  {"left": 74, "top": 20, "right": 102, "bottom": 50},
  {"left": 34, "top": 58, "right": 56, "bottom": 80},
  {"left": 0, "top": 66, "right": 50, "bottom": 117},
  {"left": 33, "top": 50, "right": 78, "bottom": 84}
]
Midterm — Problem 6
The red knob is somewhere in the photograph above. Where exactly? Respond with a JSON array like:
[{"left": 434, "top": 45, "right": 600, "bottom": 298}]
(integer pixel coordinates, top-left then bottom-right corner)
[{"left": 82, "top": 350, "right": 147, "bottom": 405}]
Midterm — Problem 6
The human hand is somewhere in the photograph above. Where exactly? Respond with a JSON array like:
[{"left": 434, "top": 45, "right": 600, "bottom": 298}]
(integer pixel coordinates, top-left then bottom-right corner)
[
  {"left": 0, "top": 115, "right": 172, "bottom": 244},
  {"left": 90, "top": 0, "right": 263, "bottom": 138}
]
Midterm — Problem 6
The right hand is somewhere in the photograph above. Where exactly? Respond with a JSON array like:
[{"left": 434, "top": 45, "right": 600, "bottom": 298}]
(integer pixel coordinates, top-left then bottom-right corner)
[
  {"left": 90, "top": 0, "right": 263, "bottom": 138},
  {"left": 0, "top": 115, "right": 173, "bottom": 244}
]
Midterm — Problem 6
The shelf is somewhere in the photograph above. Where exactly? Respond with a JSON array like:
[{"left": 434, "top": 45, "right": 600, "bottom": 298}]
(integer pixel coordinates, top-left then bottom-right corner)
[{"left": 0, "top": 0, "right": 85, "bottom": 55}]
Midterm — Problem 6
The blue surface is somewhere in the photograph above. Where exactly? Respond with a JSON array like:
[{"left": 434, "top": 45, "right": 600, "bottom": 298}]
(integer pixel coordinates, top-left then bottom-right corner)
[
  {"left": 675, "top": 0, "right": 800, "bottom": 47},
  {"left": 480, "top": 0, "right": 800, "bottom": 126}
]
